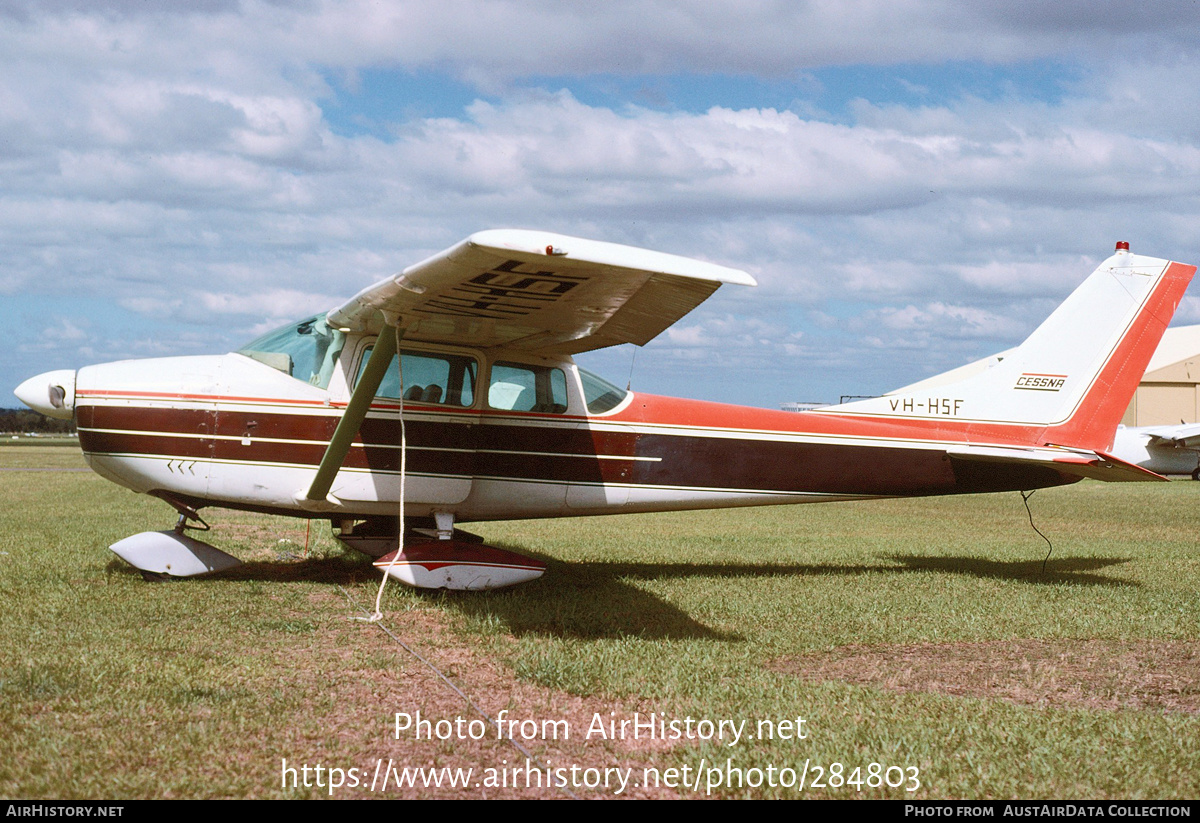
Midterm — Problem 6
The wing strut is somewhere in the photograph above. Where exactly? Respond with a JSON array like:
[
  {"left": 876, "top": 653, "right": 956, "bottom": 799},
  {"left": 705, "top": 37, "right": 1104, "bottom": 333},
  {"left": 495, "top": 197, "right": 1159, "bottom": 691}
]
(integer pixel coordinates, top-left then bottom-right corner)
[{"left": 301, "top": 325, "right": 400, "bottom": 506}]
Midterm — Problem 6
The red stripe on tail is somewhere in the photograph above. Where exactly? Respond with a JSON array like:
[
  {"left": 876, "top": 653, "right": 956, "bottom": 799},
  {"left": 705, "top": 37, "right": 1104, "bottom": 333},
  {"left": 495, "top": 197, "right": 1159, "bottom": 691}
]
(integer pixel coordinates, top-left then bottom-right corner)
[{"left": 1045, "top": 260, "right": 1196, "bottom": 451}]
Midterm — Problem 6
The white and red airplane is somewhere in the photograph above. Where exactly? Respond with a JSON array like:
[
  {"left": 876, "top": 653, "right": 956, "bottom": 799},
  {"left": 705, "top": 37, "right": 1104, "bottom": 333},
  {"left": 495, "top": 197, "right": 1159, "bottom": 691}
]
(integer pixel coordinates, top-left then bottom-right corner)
[{"left": 13, "top": 232, "right": 1196, "bottom": 589}]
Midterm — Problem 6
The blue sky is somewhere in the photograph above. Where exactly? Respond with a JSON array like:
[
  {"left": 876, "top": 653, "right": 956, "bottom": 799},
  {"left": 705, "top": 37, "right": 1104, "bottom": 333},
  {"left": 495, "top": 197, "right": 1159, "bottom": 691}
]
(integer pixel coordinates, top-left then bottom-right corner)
[
  {"left": 4, "top": 1, "right": 1200, "bottom": 407},
  {"left": 320, "top": 60, "right": 1080, "bottom": 135}
]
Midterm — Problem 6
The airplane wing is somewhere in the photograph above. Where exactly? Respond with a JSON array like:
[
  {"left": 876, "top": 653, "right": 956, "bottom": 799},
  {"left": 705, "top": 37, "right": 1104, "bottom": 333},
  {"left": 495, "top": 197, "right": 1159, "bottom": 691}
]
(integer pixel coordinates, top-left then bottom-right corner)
[
  {"left": 303, "top": 230, "right": 752, "bottom": 508},
  {"left": 326, "top": 229, "right": 756, "bottom": 355},
  {"left": 1140, "top": 422, "right": 1200, "bottom": 448}
]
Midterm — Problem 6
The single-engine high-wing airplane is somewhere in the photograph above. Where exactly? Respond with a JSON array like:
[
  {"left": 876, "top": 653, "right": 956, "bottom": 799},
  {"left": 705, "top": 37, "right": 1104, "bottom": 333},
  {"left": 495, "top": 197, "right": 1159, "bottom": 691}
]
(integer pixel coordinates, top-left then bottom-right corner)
[{"left": 13, "top": 233, "right": 1196, "bottom": 589}]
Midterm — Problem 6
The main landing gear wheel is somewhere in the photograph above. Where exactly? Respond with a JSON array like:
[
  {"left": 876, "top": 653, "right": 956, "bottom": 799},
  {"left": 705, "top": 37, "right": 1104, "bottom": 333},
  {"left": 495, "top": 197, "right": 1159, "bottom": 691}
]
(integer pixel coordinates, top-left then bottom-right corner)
[
  {"left": 342, "top": 513, "right": 546, "bottom": 590},
  {"left": 373, "top": 540, "right": 546, "bottom": 591}
]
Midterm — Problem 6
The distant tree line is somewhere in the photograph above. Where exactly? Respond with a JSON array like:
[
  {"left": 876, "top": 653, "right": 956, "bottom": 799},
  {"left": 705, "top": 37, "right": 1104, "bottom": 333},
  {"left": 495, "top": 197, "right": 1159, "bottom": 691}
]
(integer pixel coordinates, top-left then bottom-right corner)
[{"left": 0, "top": 408, "right": 76, "bottom": 434}]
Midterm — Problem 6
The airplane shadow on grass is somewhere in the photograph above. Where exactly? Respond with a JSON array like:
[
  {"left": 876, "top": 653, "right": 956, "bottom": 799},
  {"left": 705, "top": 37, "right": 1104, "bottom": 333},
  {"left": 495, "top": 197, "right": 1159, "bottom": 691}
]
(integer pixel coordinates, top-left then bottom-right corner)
[
  {"left": 442, "top": 551, "right": 1138, "bottom": 640},
  {"left": 882, "top": 554, "right": 1137, "bottom": 588},
  {"left": 107, "top": 550, "right": 1138, "bottom": 641}
]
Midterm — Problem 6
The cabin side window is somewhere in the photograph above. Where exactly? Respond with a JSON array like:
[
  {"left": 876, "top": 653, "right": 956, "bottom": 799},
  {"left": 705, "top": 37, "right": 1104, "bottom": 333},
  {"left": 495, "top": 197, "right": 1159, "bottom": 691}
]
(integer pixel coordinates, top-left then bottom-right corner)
[
  {"left": 236, "top": 314, "right": 346, "bottom": 389},
  {"left": 355, "top": 346, "right": 477, "bottom": 407},
  {"left": 488, "top": 362, "right": 568, "bottom": 413}
]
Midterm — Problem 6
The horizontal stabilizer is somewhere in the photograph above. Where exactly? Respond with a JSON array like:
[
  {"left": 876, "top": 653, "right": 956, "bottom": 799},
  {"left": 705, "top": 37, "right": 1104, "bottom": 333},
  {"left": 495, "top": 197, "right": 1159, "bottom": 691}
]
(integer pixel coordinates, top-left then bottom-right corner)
[{"left": 945, "top": 444, "right": 1168, "bottom": 483}]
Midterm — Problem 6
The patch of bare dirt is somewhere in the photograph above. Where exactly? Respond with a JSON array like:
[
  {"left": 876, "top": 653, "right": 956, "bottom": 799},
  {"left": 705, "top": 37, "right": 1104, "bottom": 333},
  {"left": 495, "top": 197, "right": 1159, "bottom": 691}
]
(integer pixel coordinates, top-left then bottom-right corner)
[
  {"left": 264, "top": 586, "right": 686, "bottom": 799},
  {"left": 772, "top": 640, "right": 1200, "bottom": 714}
]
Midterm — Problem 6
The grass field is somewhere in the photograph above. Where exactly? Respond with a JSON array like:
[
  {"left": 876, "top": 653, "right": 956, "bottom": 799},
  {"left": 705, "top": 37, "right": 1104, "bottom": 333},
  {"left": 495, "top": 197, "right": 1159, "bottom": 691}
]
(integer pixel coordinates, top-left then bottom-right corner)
[{"left": 1, "top": 441, "right": 1197, "bottom": 799}]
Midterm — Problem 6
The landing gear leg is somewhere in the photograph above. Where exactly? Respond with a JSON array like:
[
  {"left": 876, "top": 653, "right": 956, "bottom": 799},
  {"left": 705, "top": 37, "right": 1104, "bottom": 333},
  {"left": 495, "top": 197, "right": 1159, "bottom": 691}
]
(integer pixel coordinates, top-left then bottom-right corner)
[{"left": 434, "top": 511, "right": 454, "bottom": 541}]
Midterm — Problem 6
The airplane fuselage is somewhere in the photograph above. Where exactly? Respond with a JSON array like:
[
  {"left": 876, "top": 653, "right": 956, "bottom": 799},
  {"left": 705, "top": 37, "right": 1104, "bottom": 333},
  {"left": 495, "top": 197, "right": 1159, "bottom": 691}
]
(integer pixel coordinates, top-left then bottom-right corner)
[{"left": 71, "top": 339, "right": 1079, "bottom": 528}]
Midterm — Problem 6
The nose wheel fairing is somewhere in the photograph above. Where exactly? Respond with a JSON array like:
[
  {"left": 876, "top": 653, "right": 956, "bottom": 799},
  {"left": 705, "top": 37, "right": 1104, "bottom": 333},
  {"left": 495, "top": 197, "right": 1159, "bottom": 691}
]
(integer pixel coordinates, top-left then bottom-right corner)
[{"left": 109, "top": 530, "right": 243, "bottom": 579}]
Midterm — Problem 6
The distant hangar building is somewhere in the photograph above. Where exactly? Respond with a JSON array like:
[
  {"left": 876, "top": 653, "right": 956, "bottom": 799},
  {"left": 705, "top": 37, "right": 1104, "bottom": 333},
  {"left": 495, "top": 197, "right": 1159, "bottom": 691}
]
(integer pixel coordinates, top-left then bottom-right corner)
[{"left": 1121, "top": 324, "right": 1200, "bottom": 427}]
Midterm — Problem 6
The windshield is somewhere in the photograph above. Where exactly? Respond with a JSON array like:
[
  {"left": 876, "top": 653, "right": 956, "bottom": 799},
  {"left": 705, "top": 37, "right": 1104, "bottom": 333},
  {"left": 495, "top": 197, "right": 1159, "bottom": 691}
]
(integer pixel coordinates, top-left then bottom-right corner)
[
  {"left": 236, "top": 314, "right": 346, "bottom": 389},
  {"left": 579, "top": 367, "right": 628, "bottom": 414}
]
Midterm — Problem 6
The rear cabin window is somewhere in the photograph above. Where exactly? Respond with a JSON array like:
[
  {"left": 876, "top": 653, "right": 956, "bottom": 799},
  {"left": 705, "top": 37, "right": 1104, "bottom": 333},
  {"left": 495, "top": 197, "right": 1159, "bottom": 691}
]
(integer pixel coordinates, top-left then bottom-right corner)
[
  {"left": 356, "top": 346, "right": 477, "bottom": 407},
  {"left": 488, "top": 362, "right": 568, "bottom": 413},
  {"left": 578, "top": 367, "right": 629, "bottom": 414}
]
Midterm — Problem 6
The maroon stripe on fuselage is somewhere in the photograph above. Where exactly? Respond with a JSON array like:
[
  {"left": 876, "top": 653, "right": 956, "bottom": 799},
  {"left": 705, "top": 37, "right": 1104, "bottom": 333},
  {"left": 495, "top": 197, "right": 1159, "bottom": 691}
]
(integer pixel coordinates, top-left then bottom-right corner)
[
  {"left": 79, "top": 404, "right": 214, "bottom": 435},
  {"left": 79, "top": 429, "right": 216, "bottom": 461},
  {"left": 75, "top": 402, "right": 1078, "bottom": 497},
  {"left": 632, "top": 436, "right": 955, "bottom": 495}
]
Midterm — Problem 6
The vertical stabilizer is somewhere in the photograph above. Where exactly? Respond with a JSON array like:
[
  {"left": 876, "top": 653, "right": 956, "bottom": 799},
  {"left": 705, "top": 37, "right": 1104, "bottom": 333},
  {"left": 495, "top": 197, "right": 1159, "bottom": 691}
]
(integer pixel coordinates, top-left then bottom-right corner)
[{"left": 826, "top": 244, "right": 1195, "bottom": 451}]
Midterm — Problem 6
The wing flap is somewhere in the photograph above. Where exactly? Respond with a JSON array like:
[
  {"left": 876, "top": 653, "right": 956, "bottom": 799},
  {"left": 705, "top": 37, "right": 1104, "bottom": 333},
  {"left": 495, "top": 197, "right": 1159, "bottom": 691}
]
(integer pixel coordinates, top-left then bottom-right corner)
[{"left": 327, "top": 230, "right": 754, "bottom": 354}]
